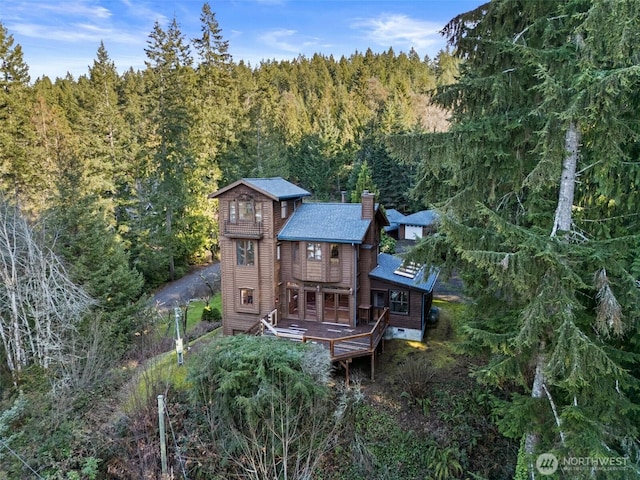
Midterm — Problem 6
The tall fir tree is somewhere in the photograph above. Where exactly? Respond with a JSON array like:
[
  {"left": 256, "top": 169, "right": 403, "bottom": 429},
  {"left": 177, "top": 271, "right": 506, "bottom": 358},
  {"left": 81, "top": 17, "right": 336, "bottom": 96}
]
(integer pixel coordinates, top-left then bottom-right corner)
[
  {"left": 0, "top": 23, "right": 37, "bottom": 210},
  {"left": 388, "top": 1, "right": 640, "bottom": 477},
  {"left": 141, "top": 17, "right": 200, "bottom": 282}
]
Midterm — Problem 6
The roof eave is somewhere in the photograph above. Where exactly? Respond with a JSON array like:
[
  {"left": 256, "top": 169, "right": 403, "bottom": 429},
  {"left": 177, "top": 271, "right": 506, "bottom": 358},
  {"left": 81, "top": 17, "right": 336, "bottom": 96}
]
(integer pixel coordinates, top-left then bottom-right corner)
[{"left": 277, "top": 236, "right": 363, "bottom": 244}]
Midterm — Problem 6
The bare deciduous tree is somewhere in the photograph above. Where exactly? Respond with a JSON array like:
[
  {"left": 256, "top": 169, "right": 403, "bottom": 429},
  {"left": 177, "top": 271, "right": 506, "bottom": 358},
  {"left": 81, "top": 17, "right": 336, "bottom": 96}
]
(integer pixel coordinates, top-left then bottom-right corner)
[{"left": 0, "top": 198, "right": 95, "bottom": 383}]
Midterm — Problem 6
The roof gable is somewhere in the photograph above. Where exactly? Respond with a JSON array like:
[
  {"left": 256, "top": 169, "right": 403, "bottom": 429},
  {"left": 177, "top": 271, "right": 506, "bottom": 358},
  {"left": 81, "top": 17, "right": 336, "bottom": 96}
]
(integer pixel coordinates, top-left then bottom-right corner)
[{"left": 209, "top": 177, "right": 311, "bottom": 201}]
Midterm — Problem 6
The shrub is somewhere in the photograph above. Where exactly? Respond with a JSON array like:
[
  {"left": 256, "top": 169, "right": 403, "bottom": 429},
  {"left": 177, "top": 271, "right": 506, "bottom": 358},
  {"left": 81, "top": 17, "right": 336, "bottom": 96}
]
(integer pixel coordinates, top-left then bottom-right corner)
[
  {"left": 187, "top": 335, "right": 352, "bottom": 479},
  {"left": 201, "top": 305, "right": 221, "bottom": 323},
  {"left": 399, "top": 355, "right": 436, "bottom": 403}
]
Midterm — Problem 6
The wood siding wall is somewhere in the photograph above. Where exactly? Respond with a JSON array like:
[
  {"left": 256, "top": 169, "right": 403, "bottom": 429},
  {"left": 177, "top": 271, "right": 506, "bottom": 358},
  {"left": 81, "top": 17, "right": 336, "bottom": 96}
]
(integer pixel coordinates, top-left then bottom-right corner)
[
  {"left": 215, "top": 184, "right": 395, "bottom": 333},
  {"left": 216, "top": 187, "right": 279, "bottom": 335},
  {"left": 369, "top": 278, "right": 431, "bottom": 331}
]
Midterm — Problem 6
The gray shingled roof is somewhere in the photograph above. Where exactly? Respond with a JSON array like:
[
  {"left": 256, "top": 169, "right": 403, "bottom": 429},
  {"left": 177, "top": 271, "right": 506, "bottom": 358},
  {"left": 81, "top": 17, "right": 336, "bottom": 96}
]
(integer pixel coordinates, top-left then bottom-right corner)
[
  {"left": 400, "top": 209, "right": 439, "bottom": 226},
  {"left": 384, "top": 208, "right": 405, "bottom": 232},
  {"left": 369, "top": 253, "right": 438, "bottom": 292},
  {"left": 278, "top": 203, "right": 374, "bottom": 243},
  {"left": 209, "top": 177, "right": 310, "bottom": 200},
  {"left": 244, "top": 177, "right": 311, "bottom": 200}
]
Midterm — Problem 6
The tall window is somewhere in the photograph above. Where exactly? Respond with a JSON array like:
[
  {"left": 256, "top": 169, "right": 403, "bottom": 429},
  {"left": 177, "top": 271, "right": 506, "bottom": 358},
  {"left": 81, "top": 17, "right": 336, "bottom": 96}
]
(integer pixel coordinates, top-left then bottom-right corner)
[
  {"left": 307, "top": 242, "right": 322, "bottom": 261},
  {"left": 240, "top": 288, "right": 254, "bottom": 305},
  {"left": 281, "top": 201, "right": 288, "bottom": 218},
  {"left": 229, "top": 201, "right": 236, "bottom": 223},
  {"left": 292, "top": 242, "right": 299, "bottom": 263},
  {"left": 389, "top": 290, "right": 409, "bottom": 314},
  {"left": 238, "top": 200, "right": 254, "bottom": 221},
  {"left": 236, "top": 240, "right": 255, "bottom": 266},
  {"left": 330, "top": 243, "right": 339, "bottom": 262},
  {"left": 255, "top": 202, "right": 262, "bottom": 223}
]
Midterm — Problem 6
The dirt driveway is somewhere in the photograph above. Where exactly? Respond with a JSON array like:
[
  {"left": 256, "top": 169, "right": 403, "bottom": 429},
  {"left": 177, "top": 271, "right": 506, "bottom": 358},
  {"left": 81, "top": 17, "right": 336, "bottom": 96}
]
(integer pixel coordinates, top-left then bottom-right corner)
[{"left": 151, "top": 262, "right": 221, "bottom": 311}]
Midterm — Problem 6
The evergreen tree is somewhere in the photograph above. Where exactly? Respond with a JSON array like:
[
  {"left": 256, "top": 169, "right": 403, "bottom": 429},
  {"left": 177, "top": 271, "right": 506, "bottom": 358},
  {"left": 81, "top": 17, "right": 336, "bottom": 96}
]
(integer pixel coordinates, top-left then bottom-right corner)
[
  {"left": 142, "top": 17, "right": 199, "bottom": 282},
  {"left": 389, "top": 1, "right": 640, "bottom": 476},
  {"left": 80, "top": 42, "right": 126, "bottom": 203},
  {"left": 188, "top": 335, "right": 352, "bottom": 479},
  {"left": 0, "top": 23, "right": 36, "bottom": 208},
  {"left": 350, "top": 160, "right": 378, "bottom": 203}
]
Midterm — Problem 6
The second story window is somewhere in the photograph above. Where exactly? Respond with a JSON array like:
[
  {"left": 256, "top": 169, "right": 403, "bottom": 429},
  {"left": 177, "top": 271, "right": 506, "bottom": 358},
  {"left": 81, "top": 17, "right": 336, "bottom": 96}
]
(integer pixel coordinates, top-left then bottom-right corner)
[
  {"left": 236, "top": 240, "right": 255, "bottom": 266},
  {"left": 293, "top": 242, "right": 299, "bottom": 263},
  {"left": 239, "top": 200, "right": 254, "bottom": 221},
  {"left": 230, "top": 195, "right": 262, "bottom": 224},
  {"left": 229, "top": 201, "right": 236, "bottom": 223},
  {"left": 307, "top": 242, "right": 322, "bottom": 261},
  {"left": 281, "top": 201, "right": 288, "bottom": 218},
  {"left": 330, "top": 243, "right": 339, "bottom": 262}
]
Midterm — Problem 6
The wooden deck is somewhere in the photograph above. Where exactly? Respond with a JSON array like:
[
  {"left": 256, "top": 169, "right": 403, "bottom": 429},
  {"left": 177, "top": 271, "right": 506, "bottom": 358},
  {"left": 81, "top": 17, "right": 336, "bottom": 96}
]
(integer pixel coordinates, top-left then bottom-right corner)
[{"left": 250, "top": 308, "right": 390, "bottom": 381}]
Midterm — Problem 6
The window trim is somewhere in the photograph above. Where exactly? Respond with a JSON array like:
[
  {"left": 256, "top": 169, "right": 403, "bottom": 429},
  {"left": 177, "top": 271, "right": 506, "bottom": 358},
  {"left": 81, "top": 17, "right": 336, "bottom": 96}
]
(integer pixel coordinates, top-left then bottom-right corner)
[
  {"left": 240, "top": 288, "right": 254, "bottom": 305},
  {"left": 229, "top": 200, "right": 237, "bottom": 223},
  {"left": 330, "top": 243, "right": 340, "bottom": 262},
  {"left": 389, "top": 289, "right": 409, "bottom": 315},
  {"left": 236, "top": 240, "right": 255, "bottom": 266},
  {"left": 238, "top": 199, "right": 254, "bottom": 222},
  {"left": 307, "top": 242, "right": 322, "bottom": 261}
]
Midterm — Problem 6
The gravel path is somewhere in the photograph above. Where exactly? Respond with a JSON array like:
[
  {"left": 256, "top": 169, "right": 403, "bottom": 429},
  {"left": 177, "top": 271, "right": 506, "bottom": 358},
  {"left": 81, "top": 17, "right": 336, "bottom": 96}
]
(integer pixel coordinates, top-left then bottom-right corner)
[{"left": 151, "top": 262, "right": 221, "bottom": 311}]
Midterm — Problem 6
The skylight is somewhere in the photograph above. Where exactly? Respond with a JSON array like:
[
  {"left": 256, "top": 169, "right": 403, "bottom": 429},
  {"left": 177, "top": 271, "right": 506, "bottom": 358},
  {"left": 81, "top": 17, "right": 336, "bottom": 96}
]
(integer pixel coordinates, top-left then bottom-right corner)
[{"left": 394, "top": 261, "right": 421, "bottom": 279}]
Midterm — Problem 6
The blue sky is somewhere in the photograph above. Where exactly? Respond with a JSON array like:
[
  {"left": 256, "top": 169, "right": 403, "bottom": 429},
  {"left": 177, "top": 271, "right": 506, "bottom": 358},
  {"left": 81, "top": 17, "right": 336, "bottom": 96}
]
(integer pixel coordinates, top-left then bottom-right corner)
[{"left": 0, "top": 0, "right": 484, "bottom": 80}]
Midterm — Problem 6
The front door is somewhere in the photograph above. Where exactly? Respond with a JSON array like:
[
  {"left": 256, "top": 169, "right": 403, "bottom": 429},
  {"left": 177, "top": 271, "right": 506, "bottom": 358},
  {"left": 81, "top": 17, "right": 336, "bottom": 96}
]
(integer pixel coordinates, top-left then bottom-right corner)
[
  {"left": 287, "top": 288, "right": 299, "bottom": 318},
  {"left": 323, "top": 292, "right": 350, "bottom": 324},
  {"left": 305, "top": 291, "right": 317, "bottom": 321}
]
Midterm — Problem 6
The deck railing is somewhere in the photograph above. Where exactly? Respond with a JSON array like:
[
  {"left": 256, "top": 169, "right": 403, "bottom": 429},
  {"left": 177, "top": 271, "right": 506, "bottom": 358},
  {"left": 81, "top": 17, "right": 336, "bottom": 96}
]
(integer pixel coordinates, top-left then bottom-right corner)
[
  {"left": 223, "top": 220, "right": 263, "bottom": 238},
  {"left": 259, "top": 308, "right": 390, "bottom": 361}
]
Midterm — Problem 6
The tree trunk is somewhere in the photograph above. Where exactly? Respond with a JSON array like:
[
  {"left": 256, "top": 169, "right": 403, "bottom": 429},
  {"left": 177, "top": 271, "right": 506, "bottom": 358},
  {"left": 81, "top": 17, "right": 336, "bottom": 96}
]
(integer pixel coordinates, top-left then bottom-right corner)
[
  {"left": 551, "top": 122, "right": 579, "bottom": 237},
  {"left": 525, "top": 122, "right": 580, "bottom": 477}
]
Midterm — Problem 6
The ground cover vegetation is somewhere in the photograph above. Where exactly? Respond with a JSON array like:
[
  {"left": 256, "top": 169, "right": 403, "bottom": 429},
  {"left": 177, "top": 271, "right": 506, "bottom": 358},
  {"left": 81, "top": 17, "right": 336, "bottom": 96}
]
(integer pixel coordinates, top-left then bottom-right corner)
[{"left": 0, "top": 0, "right": 638, "bottom": 478}]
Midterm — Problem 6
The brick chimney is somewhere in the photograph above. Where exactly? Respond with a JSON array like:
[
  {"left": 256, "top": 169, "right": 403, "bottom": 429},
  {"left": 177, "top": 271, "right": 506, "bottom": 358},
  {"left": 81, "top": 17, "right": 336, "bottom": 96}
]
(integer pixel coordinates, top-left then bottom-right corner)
[{"left": 361, "top": 190, "right": 375, "bottom": 220}]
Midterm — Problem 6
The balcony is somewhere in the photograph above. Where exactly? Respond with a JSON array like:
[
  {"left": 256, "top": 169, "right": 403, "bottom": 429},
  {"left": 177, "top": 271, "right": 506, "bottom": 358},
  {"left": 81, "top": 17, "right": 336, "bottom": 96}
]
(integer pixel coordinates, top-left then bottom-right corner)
[{"left": 223, "top": 220, "right": 264, "bottom": 239}]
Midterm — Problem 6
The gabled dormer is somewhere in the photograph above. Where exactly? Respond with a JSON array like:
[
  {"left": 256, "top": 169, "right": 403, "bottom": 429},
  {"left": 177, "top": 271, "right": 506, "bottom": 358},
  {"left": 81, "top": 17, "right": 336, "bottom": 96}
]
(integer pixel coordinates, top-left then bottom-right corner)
[{"left": 209, "top": 177, "right": 311, "bottom": 239}]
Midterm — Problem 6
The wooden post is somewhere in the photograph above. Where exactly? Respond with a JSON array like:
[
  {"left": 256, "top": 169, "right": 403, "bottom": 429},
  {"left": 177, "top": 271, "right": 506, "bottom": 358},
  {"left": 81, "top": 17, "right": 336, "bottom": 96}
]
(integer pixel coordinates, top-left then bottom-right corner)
[
  {"left": 371, "top": 351, "right": 375, "bottom": 381},
  {"left": 340, "top": 360, "right": 350, "bottom": 385},
  {"left": 158, "top": 395, "right": 168, "bottom": 477},
  {"left": 174, "top": 307, "right": 183, "bottom": 365}
]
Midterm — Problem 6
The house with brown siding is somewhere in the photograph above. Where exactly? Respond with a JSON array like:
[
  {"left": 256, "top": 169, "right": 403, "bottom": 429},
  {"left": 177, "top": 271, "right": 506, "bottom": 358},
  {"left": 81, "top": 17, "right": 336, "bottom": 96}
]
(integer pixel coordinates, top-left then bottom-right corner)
[{"left": 209, "top": 177, "right": 438, "bottom": 341}]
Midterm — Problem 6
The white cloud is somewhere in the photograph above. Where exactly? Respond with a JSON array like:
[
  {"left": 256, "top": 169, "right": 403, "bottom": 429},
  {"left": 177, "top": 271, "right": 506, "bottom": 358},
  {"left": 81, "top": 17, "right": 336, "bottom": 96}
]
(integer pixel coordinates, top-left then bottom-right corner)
[
  {"left": 352, "top": 13, "right": 443, "bottom": 50},
  {"left": 259, "top": 28, "right": 303, "bottom": 53},
  {"left": 33, "top": 1, "right": 112, "bottom": 20},
  {"left": 10, "top": 22, "right": 140, "bottom": 44}
]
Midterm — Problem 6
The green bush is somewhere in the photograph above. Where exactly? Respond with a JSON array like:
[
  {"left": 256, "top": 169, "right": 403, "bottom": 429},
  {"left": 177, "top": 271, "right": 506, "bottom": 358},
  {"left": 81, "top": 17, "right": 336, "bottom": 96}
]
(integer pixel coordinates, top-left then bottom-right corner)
[
  {"left": 201, "top": 305, "right": 221, "bottom": 322},
  {"left": 186, "top": 335, "right": 348, "bottom": 479}
]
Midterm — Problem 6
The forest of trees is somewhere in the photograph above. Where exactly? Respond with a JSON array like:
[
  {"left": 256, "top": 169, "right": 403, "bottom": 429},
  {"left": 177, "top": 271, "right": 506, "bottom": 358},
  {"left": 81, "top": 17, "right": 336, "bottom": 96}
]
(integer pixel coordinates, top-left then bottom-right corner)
[{"left": 0, "top": 0, "right": 639, "bottom": 478}]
